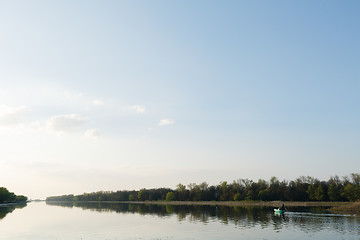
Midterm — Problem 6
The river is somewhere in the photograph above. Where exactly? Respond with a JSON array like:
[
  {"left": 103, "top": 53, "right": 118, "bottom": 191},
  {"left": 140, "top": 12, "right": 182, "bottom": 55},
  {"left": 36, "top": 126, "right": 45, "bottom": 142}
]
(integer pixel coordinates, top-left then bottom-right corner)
[{"left": 0, "top": 202, "right": 359, "bottom": 239}]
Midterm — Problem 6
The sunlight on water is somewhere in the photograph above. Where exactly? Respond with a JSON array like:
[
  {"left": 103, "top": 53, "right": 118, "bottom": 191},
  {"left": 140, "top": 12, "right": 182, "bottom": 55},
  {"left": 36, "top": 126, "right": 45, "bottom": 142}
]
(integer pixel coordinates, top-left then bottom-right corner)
[{"left": 0, "top": 202, "right": 359, "bottom": 240}]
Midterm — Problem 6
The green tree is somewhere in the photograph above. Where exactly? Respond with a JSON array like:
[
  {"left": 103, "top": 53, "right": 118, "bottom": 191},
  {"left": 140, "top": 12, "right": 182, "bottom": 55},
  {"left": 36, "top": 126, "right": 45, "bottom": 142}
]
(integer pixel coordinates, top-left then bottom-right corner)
[
  {"left": 176, "top": 183, "right": 186, "bottom": 192},
  {"left": 314, "top": 184, "right": 326, "bottom": 201},
  {"left": 0, "top": 187, "right": 12, "bottom": 203},
  {"left": 343, "top": 183, "right": 360, "bottom": 201},
  {"left": 218, "top": 181, "right": 229, "bottom": 201},
  {"left": 257, "top": 190, "right": 266, "bottom": 201},
  {"left": 269, "top": 177, "right": 280, "bottom": 200},
  {"left": 350, "top": 173, "right": 360, "bottom": 185},
  {"left": 188, "top": 183, "right": 202, "bottom": 201},
  {"left": 233, "top": 193, "right": 242, "bottom": 201},
  {"left": 129, "top": 194, "right": 135, "bottom": 201},
  {"left": 245, "top": 190, "right": 254, "bottom": 200},
  {"left": 166, "top": 192, "right": 175, "bottom": 201},
  {"left": 137, "top": 189, "right": 145, "bottom": 201},
  {"left": 0, "top": 187, "right": 27, "bottom": 203},
  {"left": 258, "top": 179, "right": 269, "bottom": 199},
  {"left": 175, "top": 183, "right": 188, "bottom": 201},
  {"left": 327, "top": 176, "right": 343, "bottom": 201},
  {"left": 328, "top": 184, "right": 340, "bottom": 201}
]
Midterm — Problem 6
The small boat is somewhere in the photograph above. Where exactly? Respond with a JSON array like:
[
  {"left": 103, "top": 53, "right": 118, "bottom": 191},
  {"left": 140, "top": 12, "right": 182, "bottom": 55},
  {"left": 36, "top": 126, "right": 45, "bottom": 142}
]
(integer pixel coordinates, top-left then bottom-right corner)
[{"left": 274, "top": 208, "right": 285, "bottom": 214}]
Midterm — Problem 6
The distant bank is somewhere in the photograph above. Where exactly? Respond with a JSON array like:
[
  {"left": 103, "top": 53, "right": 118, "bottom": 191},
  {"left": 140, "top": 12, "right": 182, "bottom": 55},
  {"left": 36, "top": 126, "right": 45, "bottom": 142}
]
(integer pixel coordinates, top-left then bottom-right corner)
[
  {"left": 46, "top": 173, "right": 360, "bottom": 203},
  {"left": 0, "top": 187, "right": 28, "bottom": 204},
  {"left": 104, "top": 200, "right": 351, "bottom": 207}
]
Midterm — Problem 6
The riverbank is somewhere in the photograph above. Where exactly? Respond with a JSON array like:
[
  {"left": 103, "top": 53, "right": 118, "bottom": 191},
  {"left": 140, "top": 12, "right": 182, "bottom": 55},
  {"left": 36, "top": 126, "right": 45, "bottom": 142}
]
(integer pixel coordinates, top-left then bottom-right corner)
[
  {"left": 113, "top": 200, "right": 351, "bottom": 207},
  {"left": 327, "top": 201, "right": 360, "bottom": 214}
]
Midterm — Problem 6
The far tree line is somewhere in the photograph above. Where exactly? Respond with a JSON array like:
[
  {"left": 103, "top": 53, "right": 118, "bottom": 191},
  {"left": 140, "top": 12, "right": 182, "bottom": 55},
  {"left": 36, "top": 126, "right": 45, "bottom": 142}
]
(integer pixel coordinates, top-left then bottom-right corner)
[
  {"left": 0, "top": 187, "right": 28, "bottom": 204},
  {"left": 46, "top": 173, "right": 360, "bottom": 202}
]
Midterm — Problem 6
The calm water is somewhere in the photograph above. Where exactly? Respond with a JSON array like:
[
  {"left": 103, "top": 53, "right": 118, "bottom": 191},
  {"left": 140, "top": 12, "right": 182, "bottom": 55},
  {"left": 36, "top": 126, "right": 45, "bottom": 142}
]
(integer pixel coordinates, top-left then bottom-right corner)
[{"left": 0, "top": 202, "right": 359, "bottom": 240}]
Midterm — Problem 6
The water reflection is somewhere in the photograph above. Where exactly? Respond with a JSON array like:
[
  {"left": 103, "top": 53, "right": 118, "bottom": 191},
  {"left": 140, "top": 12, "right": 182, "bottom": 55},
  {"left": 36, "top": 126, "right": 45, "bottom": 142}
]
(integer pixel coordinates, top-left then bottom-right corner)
[
  {"left": 0, "top": 203, "right": 27, "bottom": 220},
  {"left": 46, "top": 201, "right": 270, "bottom": 224},
  {"left": 46, "top": 201, "right": 360, "bottom": 236}
]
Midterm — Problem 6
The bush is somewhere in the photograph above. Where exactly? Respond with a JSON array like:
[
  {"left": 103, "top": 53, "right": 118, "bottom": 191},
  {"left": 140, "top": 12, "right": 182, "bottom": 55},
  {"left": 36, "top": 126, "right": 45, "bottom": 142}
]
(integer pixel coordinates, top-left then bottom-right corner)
[{"left": 166, "top": 192, "right": 175, "bottom": 201}]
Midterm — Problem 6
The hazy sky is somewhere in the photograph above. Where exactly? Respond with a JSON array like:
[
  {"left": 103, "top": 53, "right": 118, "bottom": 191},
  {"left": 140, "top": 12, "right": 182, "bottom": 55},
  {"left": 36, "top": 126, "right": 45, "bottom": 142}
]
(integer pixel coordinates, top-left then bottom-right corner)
[{"left": 1, "top": 1, "right": 359, "bottom": 199}]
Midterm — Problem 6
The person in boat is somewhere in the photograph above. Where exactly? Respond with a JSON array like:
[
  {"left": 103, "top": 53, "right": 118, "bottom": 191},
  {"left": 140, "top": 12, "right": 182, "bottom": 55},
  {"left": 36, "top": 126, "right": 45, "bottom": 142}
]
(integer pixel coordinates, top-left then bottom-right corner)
[{"left": 279, "top": 203, "right": 286, "bottom": 211}]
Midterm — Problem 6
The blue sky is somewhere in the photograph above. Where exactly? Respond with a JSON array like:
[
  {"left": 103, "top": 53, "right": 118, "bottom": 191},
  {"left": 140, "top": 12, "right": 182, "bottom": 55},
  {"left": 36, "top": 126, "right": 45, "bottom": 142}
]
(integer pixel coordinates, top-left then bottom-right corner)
[{"left": 1, "top": 1, "right": 359, "bottom": 199}]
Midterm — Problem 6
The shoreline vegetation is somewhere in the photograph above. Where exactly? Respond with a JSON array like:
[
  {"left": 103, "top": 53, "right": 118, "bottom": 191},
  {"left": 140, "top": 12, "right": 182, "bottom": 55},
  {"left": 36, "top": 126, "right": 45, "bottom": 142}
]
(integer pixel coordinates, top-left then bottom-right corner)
[
  {"left": 46, "top": 173, "right": 360, "bottom": 214},
  {"left": 0, "top": 187, "right": 28, "bottom": 204}
]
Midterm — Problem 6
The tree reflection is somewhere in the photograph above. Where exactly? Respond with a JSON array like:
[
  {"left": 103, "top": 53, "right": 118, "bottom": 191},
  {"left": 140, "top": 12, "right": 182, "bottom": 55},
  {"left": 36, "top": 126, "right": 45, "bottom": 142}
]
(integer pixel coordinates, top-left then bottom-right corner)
[
  {"left": 46, "top": 201, "right": 273, "bottom": 226},
  {"left": 0, "top": 203, "right": 27, "bottom": 221},
  {"left": 45, "top": 201, "right": 359, "bottom": 235}
]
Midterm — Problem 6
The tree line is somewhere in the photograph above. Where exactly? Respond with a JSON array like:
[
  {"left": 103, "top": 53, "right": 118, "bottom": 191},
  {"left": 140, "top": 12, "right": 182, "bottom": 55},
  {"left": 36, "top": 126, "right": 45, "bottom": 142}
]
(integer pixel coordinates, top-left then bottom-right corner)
[
  {"left": 0, "top": 187, "right": 28, "bottom": 204},
  {"left": 46, "top": 173, "right": 360, "bottom": 202}
]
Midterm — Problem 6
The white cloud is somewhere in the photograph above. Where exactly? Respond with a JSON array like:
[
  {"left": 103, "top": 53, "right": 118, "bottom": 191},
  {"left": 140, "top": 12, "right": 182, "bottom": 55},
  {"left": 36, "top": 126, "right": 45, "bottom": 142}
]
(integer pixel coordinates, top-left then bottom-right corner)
[
  {"left": 92, "top": 99, "right": 104, "bottom": 106},
  {"left": 45, "top": 114, "right": 88, "bottom": 134},
  {"left": 158, "top": 118, "right": 175, "bottom": 126},
  {"left": 84, "top": 128, "right": 100, "bottom": 139},
  {"left": 128, "top": 105, "right": 146, "bottom": 113},
  {"left": 0, "top": 105, "right": 30, "bottom": 125}
]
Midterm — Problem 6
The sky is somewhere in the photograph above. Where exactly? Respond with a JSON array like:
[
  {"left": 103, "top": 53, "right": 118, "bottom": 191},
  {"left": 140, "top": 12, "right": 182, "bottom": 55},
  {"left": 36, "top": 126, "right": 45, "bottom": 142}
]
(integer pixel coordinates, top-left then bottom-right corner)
[{"left": 0, "top": 1, "right": 359, "bottom": 200}]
